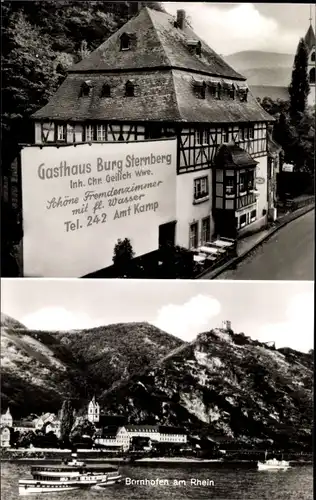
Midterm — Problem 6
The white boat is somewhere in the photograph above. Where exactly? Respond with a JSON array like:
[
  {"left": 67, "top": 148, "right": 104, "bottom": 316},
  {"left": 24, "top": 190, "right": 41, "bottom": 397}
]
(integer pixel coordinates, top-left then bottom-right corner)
[
  {"left": 257, "top": 451, "right": 290, "bottom": 471},
  {"left": 19, "top": 454, "right": 123, "bottom": 495}
]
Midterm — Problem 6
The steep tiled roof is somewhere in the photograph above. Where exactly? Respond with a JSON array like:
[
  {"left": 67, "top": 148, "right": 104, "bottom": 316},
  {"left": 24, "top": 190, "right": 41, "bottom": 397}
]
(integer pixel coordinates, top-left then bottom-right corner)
[
  {"left": 70, "top": 7, "right": 243, "bottom": 80},
  {"left": 304, "top": 25, "right": 316, "bottom": 52},
  {"left": 125, "top": 425, "right": 159, "bottom": 432},
  {"left": 32, "top": 70, "right": 272, "bottom": 123},
  {"left": 32, "top": 7, "right": 272, "bottom": 124}
]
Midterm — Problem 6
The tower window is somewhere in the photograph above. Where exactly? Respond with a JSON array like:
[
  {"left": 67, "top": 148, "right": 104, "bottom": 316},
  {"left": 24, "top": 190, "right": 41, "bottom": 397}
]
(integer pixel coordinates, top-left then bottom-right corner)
[
  {"left": 120, "top": 33, "right": 130, "bottom": 51},
  {"left": 125, "top": 80, "right": 135, "bottom": 97},
  {"left": 101, "top": 84, "right": 111, "bottom": 97},
  {"left": 309, "top": 67, "right": 315, "bottom": 84},
  {"left": 311, "top": 52, "right": 315, "bottom": 62}
]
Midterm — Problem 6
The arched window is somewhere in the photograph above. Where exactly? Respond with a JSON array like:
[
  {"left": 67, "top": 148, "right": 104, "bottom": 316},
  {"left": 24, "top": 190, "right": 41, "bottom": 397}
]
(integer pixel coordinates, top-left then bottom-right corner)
[
  {"left": 309, "top": 67, "right": 315, "bottom": 84},
  {"left": 311, "top": 52, "right": 315, "bottom": 62}
]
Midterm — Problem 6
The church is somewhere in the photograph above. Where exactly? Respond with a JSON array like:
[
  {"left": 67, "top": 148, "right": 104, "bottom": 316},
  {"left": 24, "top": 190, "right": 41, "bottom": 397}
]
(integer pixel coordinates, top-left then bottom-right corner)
[
  {"left": 31, "top": 5, "right": 275, "bottom": 251},
  {"left": 304, "top": 22, "right": 316, "bottom": 107}
]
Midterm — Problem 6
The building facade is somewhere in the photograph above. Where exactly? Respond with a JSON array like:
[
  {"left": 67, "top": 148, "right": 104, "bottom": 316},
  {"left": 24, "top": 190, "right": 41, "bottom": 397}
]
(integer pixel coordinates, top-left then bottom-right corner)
[
  {"left": 116, "top": 425, "right": 187, "bottom": 451},
  {"left": 87, "top": 396, "right": 100, "bottom": 424},
  {"left": 0, "top": 408, "right": 13, "bottom": 428},
  {"left": 31, "top": 6, "right": 274, "bottom": 260}
]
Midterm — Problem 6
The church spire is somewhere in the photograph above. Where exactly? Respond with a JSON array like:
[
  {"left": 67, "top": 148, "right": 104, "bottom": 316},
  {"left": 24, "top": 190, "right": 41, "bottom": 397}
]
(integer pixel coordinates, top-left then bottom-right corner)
[{"left": 309, "top": 4, "right": 312, "bottom": 26}]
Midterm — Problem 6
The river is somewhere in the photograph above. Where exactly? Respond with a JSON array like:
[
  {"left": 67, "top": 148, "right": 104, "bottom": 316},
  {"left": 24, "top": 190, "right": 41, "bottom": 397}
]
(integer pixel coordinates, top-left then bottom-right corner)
[{"left": 1, "top": 462, "right": 313, "bottom": 500}]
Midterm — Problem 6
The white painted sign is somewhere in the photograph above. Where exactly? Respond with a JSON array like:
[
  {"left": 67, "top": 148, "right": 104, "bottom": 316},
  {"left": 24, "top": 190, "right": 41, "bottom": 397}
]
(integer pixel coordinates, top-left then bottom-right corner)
[
  {"left": 21, "top": 139, "right": 177, "bottom": 277},
  {"left": 282, "top": 163, "right": 294, "bottom": 172}
]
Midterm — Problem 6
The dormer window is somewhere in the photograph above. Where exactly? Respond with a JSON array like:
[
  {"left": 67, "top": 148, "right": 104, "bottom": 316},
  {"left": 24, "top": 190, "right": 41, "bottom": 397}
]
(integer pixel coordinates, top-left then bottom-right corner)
[
  {"left": 239, "top": 88, "right": 249, "bottom": 102},
  {"left": 208, "top": 81, "right": 217, "bottom": 97},
  {"left": 120, "top": 33, "right": 130, "bottom": 51},
  {"left": 215, "top": 83, "right": 222, "bottom": 100},
  {"left": 125, "top": 80, "right": 134, "bottom": 97},
  {"left": 80, "top": 80, "right": 92, "bottom": 97},
  {"left": 193, "top": 80, "right": 206, "bottom": 99},
  {"left": 101, "top": 84, "right": 111, "bottom": 97},
  {"left": 187, "top": 40, "right": 202, "bottom": 57},
  {"left": 230, "top": 83, "right": 237, "bottom": 100}
]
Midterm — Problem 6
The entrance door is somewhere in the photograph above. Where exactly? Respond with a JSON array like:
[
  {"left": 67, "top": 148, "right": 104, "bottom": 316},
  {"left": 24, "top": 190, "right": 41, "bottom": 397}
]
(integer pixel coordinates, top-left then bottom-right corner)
[
  {"left": 214, "top": 209, "right": 237, "bottom": 239},
  {"left": 159, "top": 221, "right": 176, "bottom": 248}
]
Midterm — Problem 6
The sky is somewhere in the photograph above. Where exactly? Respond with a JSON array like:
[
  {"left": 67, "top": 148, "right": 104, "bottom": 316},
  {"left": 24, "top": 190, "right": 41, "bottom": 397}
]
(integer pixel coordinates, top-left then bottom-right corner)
[
  {"left": 1, "top": 279, "right": 314, "bottom": 353},
  {"left": 162, "top": 2, "right": 315, "bottom": 55}
]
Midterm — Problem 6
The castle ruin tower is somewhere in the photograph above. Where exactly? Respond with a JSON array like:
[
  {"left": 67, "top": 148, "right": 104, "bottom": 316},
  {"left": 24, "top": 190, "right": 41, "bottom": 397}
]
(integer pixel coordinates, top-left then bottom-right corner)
[
  {"left": 222, "top": 320, "right": 232, "bottom": 331},
  {"left": 87, "top": 396, "right": 100, "bottom": 423}
]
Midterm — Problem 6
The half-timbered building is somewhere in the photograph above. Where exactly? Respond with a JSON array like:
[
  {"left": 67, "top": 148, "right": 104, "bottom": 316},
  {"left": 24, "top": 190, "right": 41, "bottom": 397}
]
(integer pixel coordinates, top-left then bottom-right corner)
[{"left": 32, "top": 6, "right": 274, "bottom": 248}]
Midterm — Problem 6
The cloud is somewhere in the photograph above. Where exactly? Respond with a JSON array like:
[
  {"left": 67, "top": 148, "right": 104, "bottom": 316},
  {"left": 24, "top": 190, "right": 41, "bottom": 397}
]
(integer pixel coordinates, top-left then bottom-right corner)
[
  {"left": 163, "top": 2, "right": 299, "bottom": 54},
  {"left": 21, "top": 307, "right": 104, "bottom": 331},
  {"left": 153, "top": 294, "right": 221, "bottom": 341},
  {"left": 256, "top": 292, "right": 314, "bottom": 352}
]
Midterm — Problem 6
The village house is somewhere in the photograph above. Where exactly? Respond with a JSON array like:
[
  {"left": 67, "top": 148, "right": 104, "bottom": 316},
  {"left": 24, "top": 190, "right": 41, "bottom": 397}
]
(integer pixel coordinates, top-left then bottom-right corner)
[
  {"left": 116, "top": 424, "right": 187, "bottom": 451},
  {"left": 14, "top": 420, "right": 36, "bottom": 434},
  {"left": 0, "top": 427, "right": 11, "bottom": 448},
  {"left": 33, "top": 413, "right": 61, "bottom": 438},
  {"left": 30, "top": 6, "right": 276, "bottom": 259}
]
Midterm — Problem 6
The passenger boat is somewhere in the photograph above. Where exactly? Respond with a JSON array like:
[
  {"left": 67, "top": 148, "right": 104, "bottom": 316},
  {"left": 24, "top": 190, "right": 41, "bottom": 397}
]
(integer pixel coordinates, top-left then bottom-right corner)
[
  {"left": 19, "top": 454, "right": 123, "bottom": 495},
  {"left": 257, "top": 451, "right": 290, "bottom": 471}
]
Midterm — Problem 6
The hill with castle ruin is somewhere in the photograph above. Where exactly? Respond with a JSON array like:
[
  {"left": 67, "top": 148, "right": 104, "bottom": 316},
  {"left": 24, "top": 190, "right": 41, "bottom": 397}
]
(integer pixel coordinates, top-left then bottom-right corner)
[{"left": 1, "top": 314, "right": 313, "bottom": 448}]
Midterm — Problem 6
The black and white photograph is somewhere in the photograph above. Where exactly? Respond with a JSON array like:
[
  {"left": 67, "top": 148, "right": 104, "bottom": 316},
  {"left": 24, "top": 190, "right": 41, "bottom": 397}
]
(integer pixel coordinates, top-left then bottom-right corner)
[
  {"left": 0, "top": 278, "right": 314, "bottom": 498},
  {"left": 0, "top": 2, "right": 315, "bottom": 500},
  {"left": 1, "top": 1, "right": 315, "bottom": 280}
]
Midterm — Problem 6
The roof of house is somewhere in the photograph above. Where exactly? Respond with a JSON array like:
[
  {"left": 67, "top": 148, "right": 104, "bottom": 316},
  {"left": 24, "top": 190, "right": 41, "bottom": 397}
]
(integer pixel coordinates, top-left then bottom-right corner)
[
  {"left": 32, "top": 7, "right": 273, "bottom": 124},
  {"left": 304, "top": 24, "right": 316, "bottom": 52},
  {"left": 69, "top": 7, "right": 244, "bottom": 79},
  {"left": 124, "top": 425, "right": 159, "bottom": 432},
  {"left": 214, "top": 143, "right": 258, "bottom": 169},
  {"left": 33, "top": 70, "right": 272, "bottom": 124},
  {"left": 14, "top": 421, "right": 35, "bottom": 428}
]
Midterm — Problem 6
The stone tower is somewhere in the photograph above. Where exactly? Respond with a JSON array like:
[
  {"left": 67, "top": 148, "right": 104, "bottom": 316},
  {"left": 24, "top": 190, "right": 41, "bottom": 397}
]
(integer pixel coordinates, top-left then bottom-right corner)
[
  {"left": 222, "top": 320, "right": 232, "bottom": 331},
  {"left": 87, "top": 396, "right": 100, "bottom": 423},
  {"left": 304, "top": 10, "right": 316, "bottom": 107}
]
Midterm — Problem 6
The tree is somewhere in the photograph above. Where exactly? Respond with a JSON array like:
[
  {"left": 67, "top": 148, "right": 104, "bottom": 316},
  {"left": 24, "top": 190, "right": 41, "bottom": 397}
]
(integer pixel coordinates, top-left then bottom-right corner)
[
  {"left": 17, "top": 431, "right": 35, "bottom": 448},
  {"left": 112, "top": 238, "right": 135, "bottom": 277},
  {"left": 60, "top": 400, "right": 75, "bottom": 448},
  {"left": 288, "top": 38, "right": 310, "bottom": 118},
  {"left": 1, "top": 199, "right": 23, "bottom": 277},
  {"left": 70, "top": 419, "right": 96, "bottom": 442}
]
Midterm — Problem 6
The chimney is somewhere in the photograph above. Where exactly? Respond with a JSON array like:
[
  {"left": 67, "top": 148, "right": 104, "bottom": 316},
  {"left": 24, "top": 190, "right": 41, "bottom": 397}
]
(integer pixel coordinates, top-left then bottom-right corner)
[{"left": 177, "top": 9, "right": 186, "bottom": 30}]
